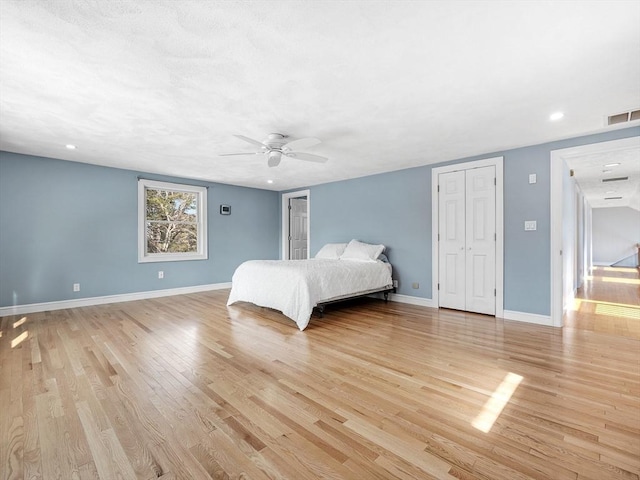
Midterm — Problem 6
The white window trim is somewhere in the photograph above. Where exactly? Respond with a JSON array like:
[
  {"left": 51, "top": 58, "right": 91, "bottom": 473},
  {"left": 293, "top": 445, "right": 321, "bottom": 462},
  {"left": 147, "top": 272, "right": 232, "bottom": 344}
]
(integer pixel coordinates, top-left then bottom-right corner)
[{"left": 138, "top": 179, "right": 208, "bottom": 263}]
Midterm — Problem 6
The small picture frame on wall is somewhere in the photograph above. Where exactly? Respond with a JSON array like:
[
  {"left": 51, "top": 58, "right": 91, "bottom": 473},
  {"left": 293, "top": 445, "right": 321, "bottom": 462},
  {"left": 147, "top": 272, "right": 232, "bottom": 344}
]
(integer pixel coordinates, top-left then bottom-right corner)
[{"left": 220, "top": 204, "right": 231, "bottom": 215}]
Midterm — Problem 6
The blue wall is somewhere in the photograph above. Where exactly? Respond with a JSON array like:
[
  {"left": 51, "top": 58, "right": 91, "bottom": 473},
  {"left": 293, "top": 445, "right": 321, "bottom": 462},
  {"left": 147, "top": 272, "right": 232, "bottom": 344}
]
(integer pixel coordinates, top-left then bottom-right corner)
[
  {"left": 2, "top": 126, "right": 638, "bottom": 314},
  {"left": 0, "top": 152, "right": 280, "bottom": 307},
  {"left": 305, "top": 126, "right": 640, "bottom": 316}
]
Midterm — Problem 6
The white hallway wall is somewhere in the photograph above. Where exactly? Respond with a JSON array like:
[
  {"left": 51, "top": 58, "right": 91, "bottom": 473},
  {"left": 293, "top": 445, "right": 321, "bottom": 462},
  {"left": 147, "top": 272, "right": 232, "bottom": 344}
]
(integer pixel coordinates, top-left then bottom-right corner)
[{"left": 592, "top": 207, "right": 640, "bottom": 265}]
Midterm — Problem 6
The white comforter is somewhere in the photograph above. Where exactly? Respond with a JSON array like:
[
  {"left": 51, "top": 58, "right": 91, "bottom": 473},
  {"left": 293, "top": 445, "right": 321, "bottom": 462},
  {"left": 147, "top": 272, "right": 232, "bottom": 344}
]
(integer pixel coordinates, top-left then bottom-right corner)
[{"left": 227, "top": 258, "right": 392, "bottom": 330}]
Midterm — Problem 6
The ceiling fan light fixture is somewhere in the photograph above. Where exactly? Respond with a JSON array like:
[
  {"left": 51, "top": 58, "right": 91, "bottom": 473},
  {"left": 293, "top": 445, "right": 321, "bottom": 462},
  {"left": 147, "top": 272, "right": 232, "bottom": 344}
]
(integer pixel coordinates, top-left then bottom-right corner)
[{"left": 268, "top": 151, "right": 282, "bottom": 167}]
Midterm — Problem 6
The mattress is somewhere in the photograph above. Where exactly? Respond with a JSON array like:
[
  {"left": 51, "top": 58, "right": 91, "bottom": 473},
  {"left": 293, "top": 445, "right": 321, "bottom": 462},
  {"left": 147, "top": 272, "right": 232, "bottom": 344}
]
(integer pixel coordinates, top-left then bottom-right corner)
[{"left": 227, "top": 258, "right": 393, "bottom": 330}]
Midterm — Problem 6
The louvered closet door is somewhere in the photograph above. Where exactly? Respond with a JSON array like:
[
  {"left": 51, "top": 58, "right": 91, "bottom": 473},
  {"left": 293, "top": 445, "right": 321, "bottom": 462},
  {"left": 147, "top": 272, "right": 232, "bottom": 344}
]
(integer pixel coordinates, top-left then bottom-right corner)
[{"left": 438, "top": 166, "right": 496, "bottom": 315}]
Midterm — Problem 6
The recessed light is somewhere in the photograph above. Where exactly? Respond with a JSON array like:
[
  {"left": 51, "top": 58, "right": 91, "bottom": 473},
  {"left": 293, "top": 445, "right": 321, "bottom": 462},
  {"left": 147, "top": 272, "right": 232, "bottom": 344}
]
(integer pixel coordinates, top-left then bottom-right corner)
[
  {"left": 267, "top": 180, "right": 273, "bottom": 184},
  {"left": 549, "top": 112, "right": 564, "bottom": 121},
  {"left": 603, "top": 162, "right": 620, "bottom": 167},
  {"left": 65, "top": 144, "right": 77, "bottom": 150}
]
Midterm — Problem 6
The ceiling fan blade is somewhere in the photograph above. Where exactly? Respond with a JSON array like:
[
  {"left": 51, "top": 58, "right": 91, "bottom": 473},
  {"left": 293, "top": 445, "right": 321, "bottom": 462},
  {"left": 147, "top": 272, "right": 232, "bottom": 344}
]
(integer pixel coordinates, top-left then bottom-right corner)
[
  {"left": 234, "top": 135, "right": 267, "bottom": 148},
  {"left": 285, "top": 152, "right": 328, "bottom": 163},
  {"left": 283, "top": 137, "right": 321, "bottom": 151},
  {"left": 219, "top": 152, "right": 261, "bottom": 156}
]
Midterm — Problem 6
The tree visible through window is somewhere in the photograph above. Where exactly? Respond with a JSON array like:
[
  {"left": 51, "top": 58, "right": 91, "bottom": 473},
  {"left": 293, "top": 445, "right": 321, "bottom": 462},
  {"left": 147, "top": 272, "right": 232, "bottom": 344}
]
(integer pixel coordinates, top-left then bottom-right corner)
[{"left": 138, "top": 179, "right": 207, "bottom": 262}]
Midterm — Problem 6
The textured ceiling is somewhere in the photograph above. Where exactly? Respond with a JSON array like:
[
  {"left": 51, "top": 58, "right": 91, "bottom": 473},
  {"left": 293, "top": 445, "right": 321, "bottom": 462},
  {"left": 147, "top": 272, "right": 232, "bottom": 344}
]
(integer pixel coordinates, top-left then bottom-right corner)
[{"left": 1, "top": 0, "right": 639, "bottom": 193}]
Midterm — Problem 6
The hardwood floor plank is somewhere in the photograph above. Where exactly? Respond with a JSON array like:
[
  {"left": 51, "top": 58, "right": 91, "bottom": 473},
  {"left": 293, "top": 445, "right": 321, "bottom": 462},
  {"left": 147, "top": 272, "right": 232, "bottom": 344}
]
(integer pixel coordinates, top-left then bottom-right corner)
[{"left": 75, "top": 400, "right": 137, "bottom": 480}]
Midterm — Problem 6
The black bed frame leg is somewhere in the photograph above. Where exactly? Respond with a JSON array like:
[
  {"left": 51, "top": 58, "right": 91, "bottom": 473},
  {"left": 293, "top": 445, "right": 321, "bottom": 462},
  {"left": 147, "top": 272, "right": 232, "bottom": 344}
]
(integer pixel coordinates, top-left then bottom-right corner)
[
  {"left": 384, "top": 291, "right": 389, "bottom": 303},
  {"left": 318, "top": 305, "right": 325, "bottom": 317}
]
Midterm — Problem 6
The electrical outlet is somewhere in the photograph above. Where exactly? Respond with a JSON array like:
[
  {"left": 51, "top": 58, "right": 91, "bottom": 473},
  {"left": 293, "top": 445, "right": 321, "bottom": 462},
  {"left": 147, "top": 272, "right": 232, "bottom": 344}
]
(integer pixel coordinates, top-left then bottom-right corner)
[
  {"left": 158, "top": 271, "right": 164, "bottom": 279},
  {"left": 524, "top": 221, "right": 537, "bottom": 231},
  {"left": 528, "top": 173, "right": 537, "bottom": 184},
  {"left": 412, "top": 282, "right": 419, "bottom": 289},
  {"left": 73, "top": 283, "right": 80, "bottom": 292},
  {"left": 393, "top": 279, "right": 398, "bottom": 288}
]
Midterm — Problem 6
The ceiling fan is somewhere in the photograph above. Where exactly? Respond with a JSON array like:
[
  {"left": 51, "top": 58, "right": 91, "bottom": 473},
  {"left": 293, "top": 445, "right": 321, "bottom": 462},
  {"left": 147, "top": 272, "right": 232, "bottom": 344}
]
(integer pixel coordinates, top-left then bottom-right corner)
[{"left": 220, "top": 133, "right": 328, "bottom": 167}]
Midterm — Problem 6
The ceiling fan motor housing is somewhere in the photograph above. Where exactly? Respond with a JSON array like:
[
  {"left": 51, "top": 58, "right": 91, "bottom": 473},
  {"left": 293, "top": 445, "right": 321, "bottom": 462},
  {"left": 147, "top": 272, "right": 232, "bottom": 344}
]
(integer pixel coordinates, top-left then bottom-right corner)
[{"left": 266, "top": 133, "right": 287, "bottom": 149}]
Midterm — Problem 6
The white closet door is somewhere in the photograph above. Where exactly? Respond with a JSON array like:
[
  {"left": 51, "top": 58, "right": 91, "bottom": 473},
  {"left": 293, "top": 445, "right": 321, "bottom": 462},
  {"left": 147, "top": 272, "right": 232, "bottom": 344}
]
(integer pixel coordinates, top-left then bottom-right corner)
[
  {"left": 438, "top": 166, "right": 496, "bottom": 315},
  {"left": 465, "top": 166, "right": 496, "bottom": 315},
  {"left": 438, "top": 170, "right": 466, "bottom": 310}
]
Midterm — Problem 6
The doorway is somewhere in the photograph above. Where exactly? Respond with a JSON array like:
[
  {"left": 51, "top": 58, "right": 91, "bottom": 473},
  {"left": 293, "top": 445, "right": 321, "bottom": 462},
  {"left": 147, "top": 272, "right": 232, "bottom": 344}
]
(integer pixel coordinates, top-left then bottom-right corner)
[
  {"left": 289, "top": 197, "right": 308, "bottom": 259},
  {"left": 432, "top": 157, "right": 504, "bottom": 317},
  {"left": 281, "top": 189, "right": 311, "bottom": 260},
  {"left": 550, "top": 135, "right": 640, "bottom": 327}
]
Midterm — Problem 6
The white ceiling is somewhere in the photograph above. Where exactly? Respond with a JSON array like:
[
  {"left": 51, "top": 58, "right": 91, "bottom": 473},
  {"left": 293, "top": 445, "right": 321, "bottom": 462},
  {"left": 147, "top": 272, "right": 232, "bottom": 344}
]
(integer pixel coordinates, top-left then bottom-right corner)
[
  {"left": 564, "top": 143, "right": 640, "bottom": 211},
  {"left": 1, "top": 0, "right": 639, "bottom": 192}
]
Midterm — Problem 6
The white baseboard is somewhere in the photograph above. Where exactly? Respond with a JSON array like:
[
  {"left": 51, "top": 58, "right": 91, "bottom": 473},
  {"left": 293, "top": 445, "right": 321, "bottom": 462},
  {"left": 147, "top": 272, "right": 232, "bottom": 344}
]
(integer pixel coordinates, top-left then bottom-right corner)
[
  {"left": 388, "top": 293, "right": 436, "bottom": 308},
  {"left": 378, "top": 293, "right": 553, "bottom": 326},
  {"left": 503, "top": 309, "right": 553, "bottom": 326},
  {"left": 390, "top": 298, "right": 552, "bottom": 327},
  {"left": 0, "top": 283, "right": 232, "bottom": 317},
  {"left": 368, "top": 292, "right": 436, "bottom": 308},
  {"left": 2, "top": 286, "right": 555, "bottom": 329}
]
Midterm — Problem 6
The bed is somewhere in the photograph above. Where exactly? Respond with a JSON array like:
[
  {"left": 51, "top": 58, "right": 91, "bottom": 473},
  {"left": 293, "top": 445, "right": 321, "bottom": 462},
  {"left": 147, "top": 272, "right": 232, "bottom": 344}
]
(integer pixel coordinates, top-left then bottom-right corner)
[{"left": 226, "top": 240, "right": 394, "bottom": 330}]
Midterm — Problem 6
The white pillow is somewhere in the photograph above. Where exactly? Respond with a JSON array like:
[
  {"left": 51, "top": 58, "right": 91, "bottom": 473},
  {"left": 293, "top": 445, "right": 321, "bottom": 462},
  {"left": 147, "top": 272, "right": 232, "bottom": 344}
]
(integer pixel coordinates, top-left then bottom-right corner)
[
  {"left": 315, "top": 243, "right": 348, "bottom": 259},
  {"left": 340, "top": 239, "right": 385, "bottom": 262}
]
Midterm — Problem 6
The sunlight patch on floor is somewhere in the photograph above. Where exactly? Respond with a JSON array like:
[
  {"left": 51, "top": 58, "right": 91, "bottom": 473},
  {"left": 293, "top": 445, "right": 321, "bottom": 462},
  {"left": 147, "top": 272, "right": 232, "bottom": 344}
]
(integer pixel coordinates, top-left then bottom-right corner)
[
  {"left": 571, "top": 298, "right": 640, "bottom": 320},
  {"left": 571, "top": 298, "right": 582, "bottom": 311},
  {"left": 585, "top": 275, "right": 640, "bottom": 285},
  {"left": 11, "top": 330, "right": 28, "bottom": 348},
  {"left": 595, "top": 303, "right": 640, "bottom": 320},
  {"left": 472, "top": 372, "right": 523, "bottom": 433},
  {"left": 601, "top": 277, "right": 640, "bottom": 285},
  {"left": 13, "top": 316, "right": 27, "bottom": 328}
]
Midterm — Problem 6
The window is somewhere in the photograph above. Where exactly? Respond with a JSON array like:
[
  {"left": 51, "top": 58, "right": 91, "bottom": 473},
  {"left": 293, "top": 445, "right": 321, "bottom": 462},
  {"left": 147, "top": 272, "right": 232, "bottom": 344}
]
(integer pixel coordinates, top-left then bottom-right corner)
[{"left": 138, "top": 179, "right": 207, "bottom": 262}]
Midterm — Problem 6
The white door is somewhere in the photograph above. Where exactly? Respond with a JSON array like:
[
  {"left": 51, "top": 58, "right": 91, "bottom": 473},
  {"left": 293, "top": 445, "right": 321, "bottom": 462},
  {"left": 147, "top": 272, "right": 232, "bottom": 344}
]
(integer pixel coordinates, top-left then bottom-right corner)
[
  {"left": 289, "top": 198, "right": 308, "bottom": 259},
  {"left": 465, "top": 166, "right": 496, "bottom": 315},
  {"left": 438, "top": 166, "right": 496, "bottom": 315},
  {"left": 439, "top": 170, "right": 466, "bottom": 310}
]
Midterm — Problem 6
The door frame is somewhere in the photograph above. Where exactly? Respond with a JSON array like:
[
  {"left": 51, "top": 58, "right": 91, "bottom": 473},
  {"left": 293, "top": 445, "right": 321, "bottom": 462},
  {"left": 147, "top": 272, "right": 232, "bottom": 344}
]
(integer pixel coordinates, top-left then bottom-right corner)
[
  {"left": 431, "top": 156, "right": 504, "bottom": 317},
  {"left": 549, "top": 135, "right": 639, "bottom": 327},
  {"left": 281, "top": 189, "right": 310, "bottom": 260}
]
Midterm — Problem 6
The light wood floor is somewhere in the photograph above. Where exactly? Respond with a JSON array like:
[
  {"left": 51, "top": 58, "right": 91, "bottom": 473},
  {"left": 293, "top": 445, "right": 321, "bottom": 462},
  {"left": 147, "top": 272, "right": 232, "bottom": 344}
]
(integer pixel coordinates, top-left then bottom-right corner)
[
  {"left": 564, "top": 266, "right": 640, "bottom": 338},
  {"left": 1, "top": 278, "right": 639, "bottom": 479}
]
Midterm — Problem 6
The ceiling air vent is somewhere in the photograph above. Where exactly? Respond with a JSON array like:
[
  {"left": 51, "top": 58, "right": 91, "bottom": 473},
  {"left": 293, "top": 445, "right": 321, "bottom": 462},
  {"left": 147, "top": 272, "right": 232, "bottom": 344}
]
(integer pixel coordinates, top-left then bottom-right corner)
[
  {"left": 605, "top": 196, "right": 623, "bottom": 200},
  {"left": 608, "top": 109, "right": 640, "bottom": 125},
  {"left": 602, "top": 176, "right": 629, "bottom": 183}
]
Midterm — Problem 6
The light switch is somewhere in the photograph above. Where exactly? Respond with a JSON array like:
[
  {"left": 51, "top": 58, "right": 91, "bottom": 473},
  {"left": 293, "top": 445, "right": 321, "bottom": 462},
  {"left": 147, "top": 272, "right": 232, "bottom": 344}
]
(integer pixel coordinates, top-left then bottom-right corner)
[
  {"left": 529, "top": 174, "right": 537, "bottom": 184},
  {"left": 524, "top": 221, "right": 537, "bottom": 231}
]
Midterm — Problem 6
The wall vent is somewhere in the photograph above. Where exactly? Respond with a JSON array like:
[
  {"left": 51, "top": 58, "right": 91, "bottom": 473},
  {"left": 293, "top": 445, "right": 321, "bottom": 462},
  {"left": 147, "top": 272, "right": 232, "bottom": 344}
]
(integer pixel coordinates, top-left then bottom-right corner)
[
  {"left": 602, "top": 176, "right": 629, "bottom": 183},
  {"left": 608, "top": 109, "right": 640, "bottom": 125}
]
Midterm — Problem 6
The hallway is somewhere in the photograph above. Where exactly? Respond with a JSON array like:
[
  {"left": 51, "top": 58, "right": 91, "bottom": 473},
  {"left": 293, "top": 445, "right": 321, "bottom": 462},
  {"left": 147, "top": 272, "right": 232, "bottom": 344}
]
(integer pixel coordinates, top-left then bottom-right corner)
[{"left": 564, "top": 266, "right": 640, "bottom": 338}]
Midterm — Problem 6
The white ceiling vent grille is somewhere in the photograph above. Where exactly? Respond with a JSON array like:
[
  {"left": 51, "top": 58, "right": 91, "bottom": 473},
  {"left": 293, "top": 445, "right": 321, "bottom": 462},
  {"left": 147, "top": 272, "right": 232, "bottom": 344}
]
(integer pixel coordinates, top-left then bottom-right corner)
[{"left": 608, "top": 109, "right": 640, "bottom": 125}]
